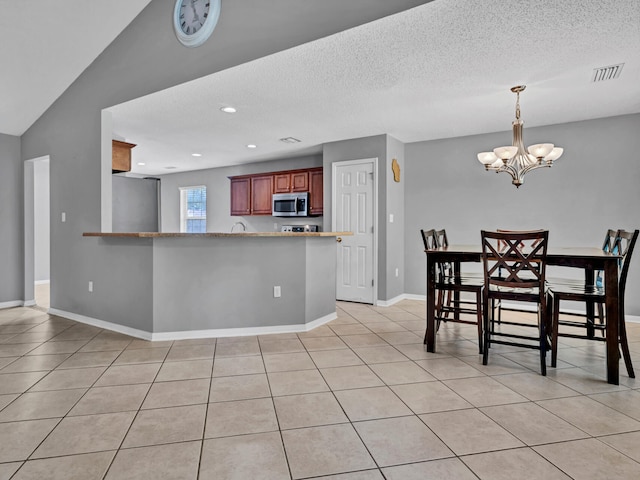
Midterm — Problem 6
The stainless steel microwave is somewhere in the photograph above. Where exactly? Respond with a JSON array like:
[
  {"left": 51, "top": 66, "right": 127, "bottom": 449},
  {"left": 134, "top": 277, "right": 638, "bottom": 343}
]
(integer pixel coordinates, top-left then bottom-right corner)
[{"left": 272, "top": 192, "right": 309, "bottom": 217}]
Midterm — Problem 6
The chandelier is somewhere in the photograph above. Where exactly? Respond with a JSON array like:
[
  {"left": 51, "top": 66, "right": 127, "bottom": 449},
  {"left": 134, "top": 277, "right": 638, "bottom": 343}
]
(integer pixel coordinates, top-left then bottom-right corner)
[{"left": 477, "top": 85, "right": 563, "bottom": 188}]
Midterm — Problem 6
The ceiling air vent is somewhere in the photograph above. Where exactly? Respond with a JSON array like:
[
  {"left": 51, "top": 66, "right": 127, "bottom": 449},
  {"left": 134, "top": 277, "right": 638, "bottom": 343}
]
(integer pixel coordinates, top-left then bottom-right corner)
[
  {"left": 280, "top": 137, "right": 301, "bottom": 144},
  {"left": 592, "top": 63, "right": 624, "bottom": 82}
]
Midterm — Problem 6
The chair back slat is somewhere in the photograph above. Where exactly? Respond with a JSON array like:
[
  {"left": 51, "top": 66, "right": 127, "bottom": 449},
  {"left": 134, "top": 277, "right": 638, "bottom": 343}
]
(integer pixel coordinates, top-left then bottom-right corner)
[
  {"left": 420, "top": 229, "right": 438, "bottom": 250},
  {"left": 617, "top": 229, "right": 639, "bottom": 296},
  {"left": 482, "top": 230, "right": 549, "bottom": 291},
  {"left": 435, "top": 229, "right": 449, "bottom": 248}
]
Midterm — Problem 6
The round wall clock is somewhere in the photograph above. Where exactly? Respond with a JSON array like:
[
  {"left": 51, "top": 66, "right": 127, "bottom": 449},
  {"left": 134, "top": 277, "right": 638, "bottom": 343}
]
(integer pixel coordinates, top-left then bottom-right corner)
[{"left": 173, "top": 0, "right": 221, "bottom": 48}]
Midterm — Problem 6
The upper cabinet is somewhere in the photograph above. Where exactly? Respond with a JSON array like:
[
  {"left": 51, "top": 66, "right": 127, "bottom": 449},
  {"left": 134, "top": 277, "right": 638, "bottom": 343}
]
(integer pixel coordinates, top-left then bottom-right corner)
[
  {"left": 250, "top": 175, "right": 274, "bottom": 215},
  {"left": 230, "top": 177, "right": 251, "bottom": 216},
  {"left": 309, "top": 168, "right": 323, "bottom": 216},
  {"left": 229, "top": 167, "right": 323, "bottom": 216},
  {"left": 273, "top": 171, "right": 309, "bottom": 193},
  {"left": 112, "top": 140, "right": 136, "bottom": 173}
]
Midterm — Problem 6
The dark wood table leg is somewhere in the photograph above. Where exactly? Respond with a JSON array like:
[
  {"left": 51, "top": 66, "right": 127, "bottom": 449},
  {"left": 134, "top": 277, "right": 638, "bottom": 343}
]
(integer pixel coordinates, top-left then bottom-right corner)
[
  {"left": 426, "top": 254, "right": 437, "bottom": 352},
  {"left": 453, "top": 261, "right": 461, "bottom": 321},
  {"left": 604, "top": 258, "right": 619, "bottom": 385},
  {"left": 585, "top": 268, "right": 595, "bottom": 338}
]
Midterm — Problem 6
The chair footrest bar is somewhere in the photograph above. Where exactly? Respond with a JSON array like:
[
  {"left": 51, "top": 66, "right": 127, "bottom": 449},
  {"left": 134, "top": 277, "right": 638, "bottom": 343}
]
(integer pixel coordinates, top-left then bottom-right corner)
[
  {"left": 487, "top": 339, "right": 542, "bottom": 350},
  {"left": 489, "top": 331, "right": 542, "bottom": 342}
]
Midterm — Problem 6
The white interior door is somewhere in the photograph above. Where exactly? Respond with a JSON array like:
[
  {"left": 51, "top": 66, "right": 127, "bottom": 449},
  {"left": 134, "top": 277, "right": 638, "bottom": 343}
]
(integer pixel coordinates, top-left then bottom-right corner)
[{"left": 333, "top": 159, "right": 376, "bottom": 304}]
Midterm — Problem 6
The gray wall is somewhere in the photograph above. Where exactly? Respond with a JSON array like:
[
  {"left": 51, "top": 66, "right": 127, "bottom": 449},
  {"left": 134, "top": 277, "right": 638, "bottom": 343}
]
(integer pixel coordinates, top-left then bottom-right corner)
[
  {"left": 385, "top": 136, "right": 406, "bottom": 300},
  {"left": 112, "top": 176, "right": 159, "bottom": 232},
  {"left": 159, "top": 155, "right": 322, "bottom": 233},
  {"left": 34, "top": 160, "right": 50, "bottom": 282},
  {"left": 404, "top": 113, "right": 640, "bottom": 315},
  {"left": 0, "top": 133, "right": 22, "bottom": 304},
  {"left": 151, "top": 236, "right": 336, "bottom": 332},
  {"left": 19, "top": 0, "right": 428, "bottom": 322}
]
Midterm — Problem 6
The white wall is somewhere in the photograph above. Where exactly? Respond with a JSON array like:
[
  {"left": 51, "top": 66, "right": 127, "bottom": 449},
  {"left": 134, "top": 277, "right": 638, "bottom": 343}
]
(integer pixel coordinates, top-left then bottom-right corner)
[{"left": 33, "top": 159, "right": 50, "bottom": 282}]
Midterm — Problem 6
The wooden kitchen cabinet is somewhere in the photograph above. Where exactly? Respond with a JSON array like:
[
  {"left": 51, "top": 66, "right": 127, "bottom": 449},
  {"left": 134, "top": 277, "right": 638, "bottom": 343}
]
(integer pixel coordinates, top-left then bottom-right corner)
[
  {"left": 229, "top": 167, "right": 322, "bottom": 216},
  {"left": 273, "top": 173, "right": 291, "bottom": 193},
  {"left": 112, "top": 140, "right": 136, "bottom": 173},
  {"left": 230, "top": 177, "right": 251, "bottom": 216},
  {"left": 309, "top": 168, "right": 323, "bottom": 216},
  {"left": 273, "top": 171, "right": 309, "bottom": 193},
  {"left": 250, "top": 175, "right": 273, "bottom": 215},
  {"left": 291, "top": 171, "right": 309, "bottom": 192}
]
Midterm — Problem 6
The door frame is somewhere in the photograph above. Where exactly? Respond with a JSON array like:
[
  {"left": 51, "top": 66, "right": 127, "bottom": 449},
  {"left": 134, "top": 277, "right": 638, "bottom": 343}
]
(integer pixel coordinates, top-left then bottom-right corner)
[{"left": 331, "top": 157, "right": 379, "bottom": 305}]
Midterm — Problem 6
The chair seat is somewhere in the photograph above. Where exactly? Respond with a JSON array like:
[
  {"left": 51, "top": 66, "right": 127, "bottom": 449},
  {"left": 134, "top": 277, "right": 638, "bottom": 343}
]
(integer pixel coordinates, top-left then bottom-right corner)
[
  {"left": 436, "top": 276, "right": 484, "bottom": 289},
  {"left": 546, "top": 277, "right": 601, "bottom": 289},
  {"left": 547, "top": 284, "right": 605, "bottom": 301}
]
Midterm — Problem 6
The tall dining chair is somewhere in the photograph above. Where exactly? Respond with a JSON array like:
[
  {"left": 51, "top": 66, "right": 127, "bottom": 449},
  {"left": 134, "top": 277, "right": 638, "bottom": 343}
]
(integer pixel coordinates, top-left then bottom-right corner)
[
  {"left": 481, "top": 229, "right": 549, "bottom": 374},
  {"left": 421, "top": 228, "right": 484, "bottom": 353},
  {"left": 545, "top": 229, "right": 618, "bottom": 337},
  {"left": 547, "top": 229, "right": 638, "bottom": 378}
]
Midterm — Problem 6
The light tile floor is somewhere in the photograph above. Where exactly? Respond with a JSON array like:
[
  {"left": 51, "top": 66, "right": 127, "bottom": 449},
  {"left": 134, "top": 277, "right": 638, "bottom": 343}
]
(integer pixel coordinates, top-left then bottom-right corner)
[{"left": 0, "top": 301, "right": 639, "bottom": 479}]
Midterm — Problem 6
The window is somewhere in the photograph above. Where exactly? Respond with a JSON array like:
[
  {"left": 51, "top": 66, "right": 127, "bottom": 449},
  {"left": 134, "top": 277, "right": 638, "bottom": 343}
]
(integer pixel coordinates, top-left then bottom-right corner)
[{"left": 180, "top": 186, "right": 207, "bottom": 233}]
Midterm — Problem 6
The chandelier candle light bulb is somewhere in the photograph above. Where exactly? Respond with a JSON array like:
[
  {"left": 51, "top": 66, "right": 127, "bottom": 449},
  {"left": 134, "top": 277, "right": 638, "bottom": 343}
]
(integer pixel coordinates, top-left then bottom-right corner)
[{"left": 477, "top": 85, "right": 563, "bottom": 187}]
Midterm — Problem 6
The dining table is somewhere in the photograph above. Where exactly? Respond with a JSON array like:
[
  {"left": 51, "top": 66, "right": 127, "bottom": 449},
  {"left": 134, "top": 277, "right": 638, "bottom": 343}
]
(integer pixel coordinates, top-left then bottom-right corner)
[{"left": 424, "top": 244, "right": 622, "bottom": 385}]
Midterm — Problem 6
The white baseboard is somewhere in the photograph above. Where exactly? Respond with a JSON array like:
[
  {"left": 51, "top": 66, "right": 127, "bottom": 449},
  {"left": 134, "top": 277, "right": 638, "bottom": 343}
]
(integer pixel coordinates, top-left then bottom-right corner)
[
  {"left": 48, "top": 308, "right": 152, "bottom": 341},
  {"left": 47, "top": 308, "right": 337, "bottom": 342},
  {"left": 0, "top": 300, "right": 38, "bottom": 309},
  {"left": 34, "top": 280, "right": 50, "bottom": 286},
  {"left": 0, "top": 300, "right": 25, "bottom": 309},
  {"left": 377, "top": 293, "right": 425, "bottom": 306},
  {"left": 152, "top": 312, "right": 337, "bottom": 341}
]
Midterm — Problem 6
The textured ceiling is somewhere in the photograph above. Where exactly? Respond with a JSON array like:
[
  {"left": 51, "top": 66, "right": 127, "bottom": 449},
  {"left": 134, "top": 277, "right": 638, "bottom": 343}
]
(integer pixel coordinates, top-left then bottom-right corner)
[{"left": 0, "top": 0, "right": 152, "bottom": 136}]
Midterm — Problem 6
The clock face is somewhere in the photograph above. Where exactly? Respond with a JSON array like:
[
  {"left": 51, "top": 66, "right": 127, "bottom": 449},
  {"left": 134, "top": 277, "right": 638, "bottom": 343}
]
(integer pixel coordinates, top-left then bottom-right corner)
[
  {"left": 178, "top": 0, "right": 209, "bottom": 36},
  {"left": 173, "top": 0, "right": 221, "bottom": 48}
]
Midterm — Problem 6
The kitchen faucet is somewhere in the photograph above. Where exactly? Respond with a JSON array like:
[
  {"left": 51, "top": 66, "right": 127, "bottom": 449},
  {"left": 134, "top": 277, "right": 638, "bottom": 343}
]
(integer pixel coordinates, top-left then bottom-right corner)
[{"left": 231, "top": 221, "right": 246, "bottom": 233}]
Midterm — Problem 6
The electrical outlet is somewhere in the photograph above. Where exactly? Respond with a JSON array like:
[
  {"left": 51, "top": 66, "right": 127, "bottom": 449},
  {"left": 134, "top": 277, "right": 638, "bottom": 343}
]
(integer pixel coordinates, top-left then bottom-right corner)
[
  {"left": 61, "top": 212, "right": 66, "bottom": 222},
  {"left": 274, "top": 223, "right": 278, "bottom": 231},
  {"left": 88, "top": 281, "right": 93, "bottom": 293},
  {"left": 395, "top": 268, "right": 399, "bottom": 277},
  {"left": 274, "top": 286, "right": 281, "bottom": 298},
  {"left": 389, "top": 213, "right": 394, "bottom": 223}
]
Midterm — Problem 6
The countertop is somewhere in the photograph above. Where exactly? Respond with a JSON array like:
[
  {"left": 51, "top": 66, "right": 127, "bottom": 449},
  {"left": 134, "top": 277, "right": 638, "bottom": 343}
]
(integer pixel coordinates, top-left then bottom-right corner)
[{"left": 83, "top": 232, "right": 352, "bottom": 238}]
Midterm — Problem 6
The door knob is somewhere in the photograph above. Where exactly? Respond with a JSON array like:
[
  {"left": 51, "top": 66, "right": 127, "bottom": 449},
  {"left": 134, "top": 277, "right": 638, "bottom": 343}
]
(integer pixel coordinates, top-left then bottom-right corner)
[{"left": 336, "top": 237, "right": 342, "bottom": 243}]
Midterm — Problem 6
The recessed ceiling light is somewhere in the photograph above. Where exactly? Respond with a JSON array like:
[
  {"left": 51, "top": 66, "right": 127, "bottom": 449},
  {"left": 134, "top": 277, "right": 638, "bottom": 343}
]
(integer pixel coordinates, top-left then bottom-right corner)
[
  {"left": 165, "top": 166, "right": 177, "bottom": 170},
  {"left": 220, "top": 106, "right": 237, "bottom": 113},
  {"left": 192, "top": 153, "right": 202, "bottom": 157},
  {"left": 137, "top": 162, "right": 146, "bottom": 166},
  {"left": 247, "top": 144, "right": 257, "bottom": 149}
]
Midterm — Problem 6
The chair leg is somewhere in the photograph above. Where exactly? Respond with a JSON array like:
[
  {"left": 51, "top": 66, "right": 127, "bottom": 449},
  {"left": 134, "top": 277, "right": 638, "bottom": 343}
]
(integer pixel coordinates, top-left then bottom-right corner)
[
  {"left": 551, "top": 294, "right": 560, "bottom": 368},
  {"left": 618, "top": 314, "right": 635, "bottom": 378},
  {"left": 476, "top": 292, "right": 483, "bottom": 355},
  {"left": 482, "top": 297, "right": 490, "bottom": 365},
  {"left": 539, "top": 306, "right": 547, "bottom": 376},
  {"left": 597, "top": 302, "right": 605, "bottom": 337}
]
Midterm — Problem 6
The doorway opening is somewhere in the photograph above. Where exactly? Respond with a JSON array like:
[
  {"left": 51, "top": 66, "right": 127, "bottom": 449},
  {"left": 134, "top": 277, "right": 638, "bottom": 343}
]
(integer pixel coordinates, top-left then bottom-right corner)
[{"left": 24, "top": 156, "right": 50, "bottom": 311}]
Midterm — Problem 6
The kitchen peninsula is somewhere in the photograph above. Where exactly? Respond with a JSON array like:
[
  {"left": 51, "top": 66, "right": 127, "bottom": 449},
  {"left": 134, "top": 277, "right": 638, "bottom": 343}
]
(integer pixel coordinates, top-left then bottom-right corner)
[{"left": 82, "top": 231, "right": 350, "bottom": 340}]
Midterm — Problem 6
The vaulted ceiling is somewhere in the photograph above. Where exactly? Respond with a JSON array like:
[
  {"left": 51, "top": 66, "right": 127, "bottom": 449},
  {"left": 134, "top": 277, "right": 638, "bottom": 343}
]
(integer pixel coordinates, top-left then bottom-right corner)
[{"left": 3, "top": 1, "right": 639, "bottom": 176}]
